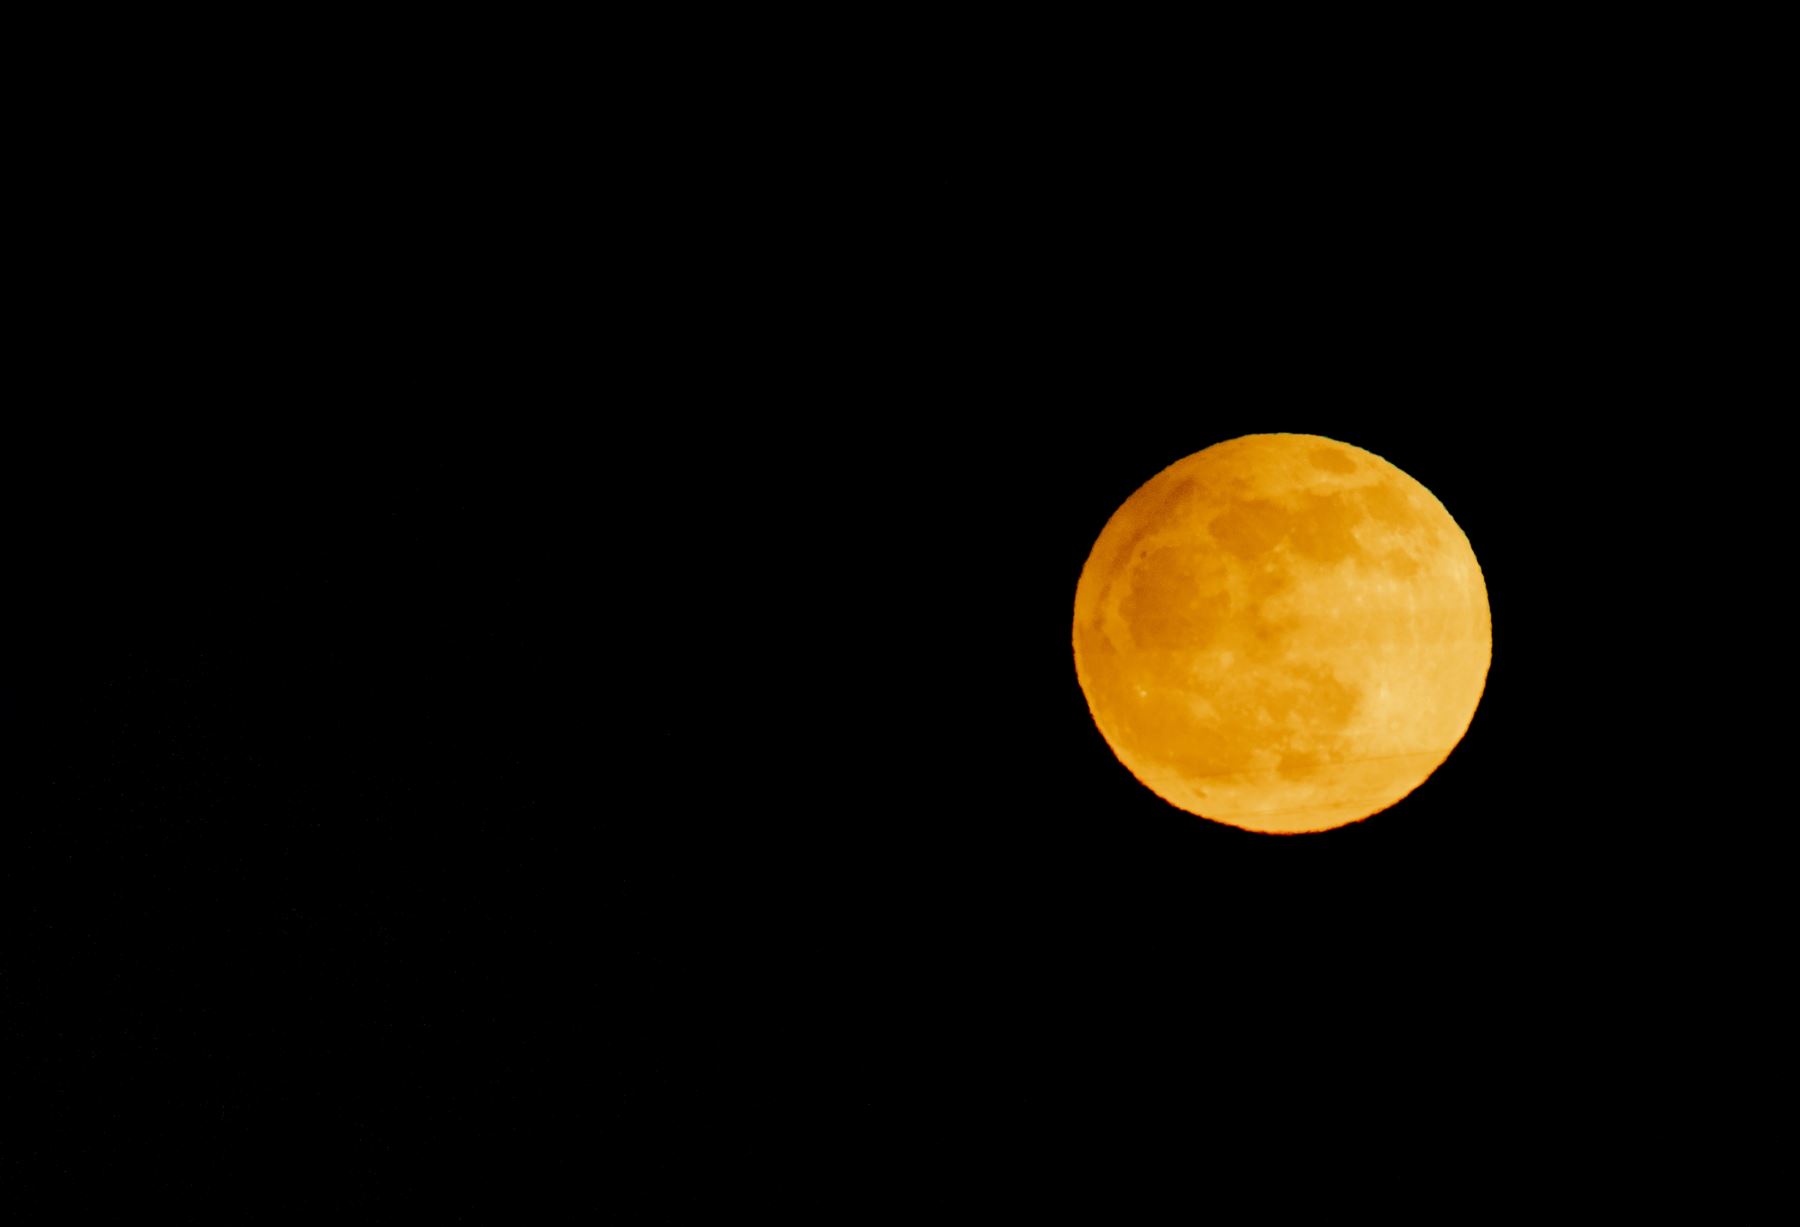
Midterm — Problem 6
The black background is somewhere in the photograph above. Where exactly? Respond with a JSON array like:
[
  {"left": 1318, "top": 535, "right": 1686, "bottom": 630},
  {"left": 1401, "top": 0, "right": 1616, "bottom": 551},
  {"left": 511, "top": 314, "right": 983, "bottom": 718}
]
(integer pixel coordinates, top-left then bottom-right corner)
[
  {"left": 12, "top": 437, "right": 584, "bottom": 1212},
  {"left": 11, "top": 18, "right": 1785, "bottom": 1220}
]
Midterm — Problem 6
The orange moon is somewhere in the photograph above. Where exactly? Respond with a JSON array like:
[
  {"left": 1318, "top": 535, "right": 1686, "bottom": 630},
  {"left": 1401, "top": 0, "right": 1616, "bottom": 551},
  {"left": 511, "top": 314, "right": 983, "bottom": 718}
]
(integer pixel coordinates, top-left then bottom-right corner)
[{"left": 1073, "top": 434, "right": 1491, "bottom": 835}]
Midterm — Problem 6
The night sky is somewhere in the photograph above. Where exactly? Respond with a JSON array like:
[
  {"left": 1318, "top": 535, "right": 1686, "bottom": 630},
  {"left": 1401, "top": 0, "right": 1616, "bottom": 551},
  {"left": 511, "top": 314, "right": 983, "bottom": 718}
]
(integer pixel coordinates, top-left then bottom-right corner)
[
  {"left": 13, "top": 444, "right": 582, "bottom": 1213},
  {"left": 14, "top": 20, "right": 1781, "bottom": 1221}
]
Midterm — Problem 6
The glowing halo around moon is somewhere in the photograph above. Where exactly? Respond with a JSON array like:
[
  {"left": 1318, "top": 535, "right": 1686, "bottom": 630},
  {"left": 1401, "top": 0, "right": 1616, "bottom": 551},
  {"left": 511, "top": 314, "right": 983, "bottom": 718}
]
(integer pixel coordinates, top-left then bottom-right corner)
[{"left": 1073, "top": 434, "right": 1491, "bottom": 835}]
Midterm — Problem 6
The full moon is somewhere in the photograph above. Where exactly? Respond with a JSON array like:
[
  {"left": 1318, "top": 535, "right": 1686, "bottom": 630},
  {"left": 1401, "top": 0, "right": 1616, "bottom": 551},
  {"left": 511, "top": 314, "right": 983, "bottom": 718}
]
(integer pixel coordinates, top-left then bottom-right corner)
[{"left": 1073, "top": 434, "right": 1490, "bottom": 835}]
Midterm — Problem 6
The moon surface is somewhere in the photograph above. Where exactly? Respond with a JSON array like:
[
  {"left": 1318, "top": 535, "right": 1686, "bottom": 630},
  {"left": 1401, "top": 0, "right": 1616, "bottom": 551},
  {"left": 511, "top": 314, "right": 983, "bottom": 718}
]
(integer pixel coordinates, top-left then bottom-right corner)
[{"left": 1073, "top": 434, "right": 1490, "bottom": 834}]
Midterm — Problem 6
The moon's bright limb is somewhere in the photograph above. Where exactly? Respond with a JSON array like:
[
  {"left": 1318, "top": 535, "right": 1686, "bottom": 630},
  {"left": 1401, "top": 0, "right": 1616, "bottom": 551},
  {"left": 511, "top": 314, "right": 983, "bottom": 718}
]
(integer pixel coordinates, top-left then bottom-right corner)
[{"left": 1073, "top": 434, "right": 1491, "bottom": 835}]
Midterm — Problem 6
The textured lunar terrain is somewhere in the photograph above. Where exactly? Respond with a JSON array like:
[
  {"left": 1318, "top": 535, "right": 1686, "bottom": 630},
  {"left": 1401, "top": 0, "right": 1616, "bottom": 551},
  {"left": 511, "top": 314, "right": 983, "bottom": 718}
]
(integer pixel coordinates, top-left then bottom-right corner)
[{"left": 1073, "top": 434, "right": 1491, "bottom": 834}]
